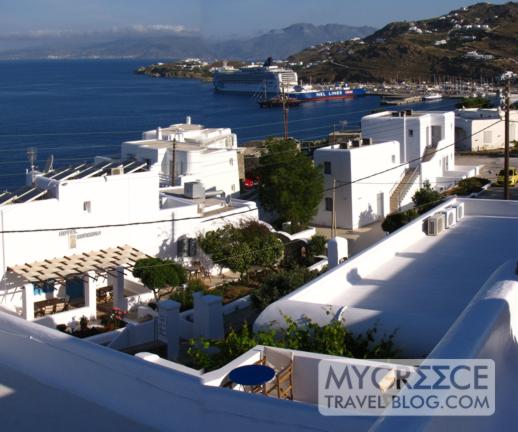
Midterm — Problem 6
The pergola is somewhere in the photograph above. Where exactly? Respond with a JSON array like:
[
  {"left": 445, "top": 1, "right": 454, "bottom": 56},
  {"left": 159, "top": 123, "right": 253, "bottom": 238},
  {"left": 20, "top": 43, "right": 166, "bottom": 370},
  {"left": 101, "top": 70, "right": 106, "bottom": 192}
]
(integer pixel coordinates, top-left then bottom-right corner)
[
  {"left": 8, "top": 245, "right": 150, "bottom": 283},
  {"left": 7, "top": 245, "right": 151, "bottom": 321}
]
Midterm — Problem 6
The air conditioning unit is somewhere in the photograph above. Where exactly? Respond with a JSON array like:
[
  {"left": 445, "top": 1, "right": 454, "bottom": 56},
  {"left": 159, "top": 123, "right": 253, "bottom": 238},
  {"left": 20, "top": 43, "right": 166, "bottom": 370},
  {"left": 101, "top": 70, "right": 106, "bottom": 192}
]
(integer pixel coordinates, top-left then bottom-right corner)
[
  {"left": 443, "top": 207, "right": 457, "bottom": 229},
  {"left": 452, "top": 202, "right": 465, "bottom": 221},
  {"left": 426, "top": 213, "right": 445, "bottom": 236},
  {"left": 111, "top": 165, "right": 124, "bottom": 175}
]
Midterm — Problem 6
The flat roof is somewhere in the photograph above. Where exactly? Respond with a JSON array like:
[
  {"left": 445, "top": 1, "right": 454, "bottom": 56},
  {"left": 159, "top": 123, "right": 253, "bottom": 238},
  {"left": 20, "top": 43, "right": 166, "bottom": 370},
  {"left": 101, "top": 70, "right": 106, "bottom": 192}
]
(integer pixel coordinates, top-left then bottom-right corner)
[
  {"left": 0, "top": 363, "right": 150, "bottom": 431},
  {"left": 327, "top": 215, "right": 517, "bottom": 313},
  {"left": 124, "top": 139, "right": 217, "bottom": 152},
  {"left": 256, "top": 199, "right": 518, "bottom": 356}
]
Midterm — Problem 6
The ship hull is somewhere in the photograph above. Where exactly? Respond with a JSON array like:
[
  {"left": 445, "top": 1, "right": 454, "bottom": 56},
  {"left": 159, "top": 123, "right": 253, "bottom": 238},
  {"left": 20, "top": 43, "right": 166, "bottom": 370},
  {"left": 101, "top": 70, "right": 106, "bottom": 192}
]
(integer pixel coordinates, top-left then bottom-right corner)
[{"left": 287, "top": 87, "right": 365, "bottom": 102}]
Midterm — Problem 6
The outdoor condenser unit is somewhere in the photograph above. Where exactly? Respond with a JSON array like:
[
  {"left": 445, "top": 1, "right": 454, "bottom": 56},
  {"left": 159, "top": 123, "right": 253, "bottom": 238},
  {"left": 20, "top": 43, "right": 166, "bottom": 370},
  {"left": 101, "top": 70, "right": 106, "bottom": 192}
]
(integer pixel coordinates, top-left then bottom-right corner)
[
  {"left": 443, "top": 207, "right": 457, "bottom": 229},
  {"left": 452, "top": 202, "right": 465, "bottom": 221},
  {"left": 426, "top": 213, "right": 445, "bottom": 236}
]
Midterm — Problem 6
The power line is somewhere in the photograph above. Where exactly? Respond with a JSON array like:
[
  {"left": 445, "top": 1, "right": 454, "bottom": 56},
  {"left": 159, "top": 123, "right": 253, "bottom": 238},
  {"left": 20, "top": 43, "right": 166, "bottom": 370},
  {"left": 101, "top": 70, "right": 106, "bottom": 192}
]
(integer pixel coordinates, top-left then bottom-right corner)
[
  {"left": 323, "top": 118, "right": 503, "bottom": 193},
  {"left": 0, "top": 118, "right": 502, "bottom": 234}
]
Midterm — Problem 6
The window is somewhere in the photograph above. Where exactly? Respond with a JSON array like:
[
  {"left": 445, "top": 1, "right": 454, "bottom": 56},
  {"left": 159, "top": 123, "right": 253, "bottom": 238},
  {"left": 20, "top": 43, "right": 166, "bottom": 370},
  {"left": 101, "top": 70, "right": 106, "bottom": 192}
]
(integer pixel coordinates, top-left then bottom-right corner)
[
  {"left": 325, "top": 197, "right": 333, "bottom": 212},
  {"left": 324, "top": 161, "right": 332, "bottom": 175},
  {"left": 83, "top": 201, "right": 91, "bottom": 213},
  {"left": 229, "top": 158, "right": 234, "bottom": 166},
  {"left": 408, "top": 129, "right": 414, "bottom": 137},
  {"left": 231, "top": 184, "right": 236, "bottom": 192},
  {"left": 391, "top": 155, "right": 396, "bottom": 163}
]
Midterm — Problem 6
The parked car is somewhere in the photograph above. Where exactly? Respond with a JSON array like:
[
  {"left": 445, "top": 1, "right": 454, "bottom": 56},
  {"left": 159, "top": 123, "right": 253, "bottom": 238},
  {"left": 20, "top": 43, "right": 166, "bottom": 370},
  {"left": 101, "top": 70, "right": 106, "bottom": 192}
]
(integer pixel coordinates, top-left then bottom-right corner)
[{"left": 497, "top": 168, "right": 518, "bottom": 186}]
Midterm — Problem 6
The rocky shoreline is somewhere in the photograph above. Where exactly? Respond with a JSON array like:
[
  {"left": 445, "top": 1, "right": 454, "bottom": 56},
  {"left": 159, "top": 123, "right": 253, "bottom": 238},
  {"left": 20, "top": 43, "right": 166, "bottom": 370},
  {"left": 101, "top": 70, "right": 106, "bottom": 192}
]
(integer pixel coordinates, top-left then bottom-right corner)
[{"left": 135, "top": 63, "right": 213, "bottom": 82}]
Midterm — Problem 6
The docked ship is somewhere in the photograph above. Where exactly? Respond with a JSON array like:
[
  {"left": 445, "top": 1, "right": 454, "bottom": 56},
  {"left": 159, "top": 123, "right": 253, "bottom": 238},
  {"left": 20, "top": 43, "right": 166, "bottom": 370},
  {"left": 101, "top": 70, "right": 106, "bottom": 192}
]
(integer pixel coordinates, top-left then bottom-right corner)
[
  {"left": 212, "top": 57, "right": 298, "bottom": 94},
  {"left": 287, "top": 84, "right": 366, "bottom": 102}
]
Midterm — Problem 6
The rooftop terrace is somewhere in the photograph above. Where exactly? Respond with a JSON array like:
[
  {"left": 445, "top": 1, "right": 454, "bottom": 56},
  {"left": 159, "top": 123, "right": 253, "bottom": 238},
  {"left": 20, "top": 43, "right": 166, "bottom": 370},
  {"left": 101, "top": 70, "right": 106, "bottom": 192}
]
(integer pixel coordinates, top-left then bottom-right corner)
[{"left": 256, "top": 198, "right": 518, "bottom": 357}]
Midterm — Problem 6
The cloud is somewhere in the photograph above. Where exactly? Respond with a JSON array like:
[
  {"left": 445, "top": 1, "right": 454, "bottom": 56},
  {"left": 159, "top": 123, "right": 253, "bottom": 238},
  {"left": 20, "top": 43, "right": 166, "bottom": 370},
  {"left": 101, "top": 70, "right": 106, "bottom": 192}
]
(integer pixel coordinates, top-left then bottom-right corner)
[{"left": 130, "top": 24, "right": 189, "bottom": 33}]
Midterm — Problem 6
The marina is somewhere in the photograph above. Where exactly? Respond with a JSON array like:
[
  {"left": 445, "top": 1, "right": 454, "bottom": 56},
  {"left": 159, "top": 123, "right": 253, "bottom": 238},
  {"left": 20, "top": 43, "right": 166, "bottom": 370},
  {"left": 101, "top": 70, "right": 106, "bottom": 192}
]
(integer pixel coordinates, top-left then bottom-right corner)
[{"left": 0, "top": 59, "right": 459, "bottom": 191}]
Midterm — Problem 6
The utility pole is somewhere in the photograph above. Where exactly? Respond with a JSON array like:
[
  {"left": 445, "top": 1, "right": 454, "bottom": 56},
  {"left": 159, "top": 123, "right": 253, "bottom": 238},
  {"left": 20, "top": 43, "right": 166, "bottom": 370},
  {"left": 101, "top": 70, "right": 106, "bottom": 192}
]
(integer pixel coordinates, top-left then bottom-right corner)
[
  {"left": 281, "top": 84, "right": 289, "bottom": 140},
  {"left": 171, "top": 137, "right": 177, "bottom": 186},
  {"left": 504, "top": 79, "right": 511, "bottom": 200},
  {"left": 331, "top": 178, "right": 337, "bottom": 238}
]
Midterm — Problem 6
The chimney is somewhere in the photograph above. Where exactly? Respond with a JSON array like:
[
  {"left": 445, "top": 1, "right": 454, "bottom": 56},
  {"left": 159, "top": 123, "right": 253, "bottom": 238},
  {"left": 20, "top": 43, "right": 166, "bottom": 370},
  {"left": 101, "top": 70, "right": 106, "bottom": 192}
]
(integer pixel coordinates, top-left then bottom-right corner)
[
  {"left": 157, "top": 127, "right": 163, "bottom": 140},
  {"left": 186, "top": 116, "right": 191, "bottom": 125}
]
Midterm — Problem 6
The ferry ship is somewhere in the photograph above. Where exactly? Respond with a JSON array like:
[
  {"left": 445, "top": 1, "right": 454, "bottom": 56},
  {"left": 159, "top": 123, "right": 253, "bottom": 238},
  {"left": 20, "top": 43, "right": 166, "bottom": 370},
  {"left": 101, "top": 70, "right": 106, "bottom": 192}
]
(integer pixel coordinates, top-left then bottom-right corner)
[
  {"left": 212, "top": 57, "right": 298, "bottom": 94},
  {"left": 287, "top": 84, "right": 366, "bottom": 102}
]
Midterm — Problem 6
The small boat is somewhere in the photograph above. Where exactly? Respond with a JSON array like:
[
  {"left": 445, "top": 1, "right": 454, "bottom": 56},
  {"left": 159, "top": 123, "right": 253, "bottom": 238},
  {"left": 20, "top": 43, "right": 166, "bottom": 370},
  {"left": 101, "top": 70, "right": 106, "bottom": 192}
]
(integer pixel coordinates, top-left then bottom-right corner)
[
  {"left": 423, "top": 93, "right": 443, "bottom": 101},
  {"left": 258, "top": 97, "right": 301, "bottom": 108}
]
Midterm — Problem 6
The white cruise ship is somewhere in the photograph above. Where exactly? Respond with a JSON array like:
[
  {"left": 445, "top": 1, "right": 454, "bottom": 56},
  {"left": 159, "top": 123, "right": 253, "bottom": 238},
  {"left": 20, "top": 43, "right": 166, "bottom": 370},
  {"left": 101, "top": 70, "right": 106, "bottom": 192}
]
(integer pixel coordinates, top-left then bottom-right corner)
[{"left": 212, "top": 57, "right": 298, "bottom": 95}]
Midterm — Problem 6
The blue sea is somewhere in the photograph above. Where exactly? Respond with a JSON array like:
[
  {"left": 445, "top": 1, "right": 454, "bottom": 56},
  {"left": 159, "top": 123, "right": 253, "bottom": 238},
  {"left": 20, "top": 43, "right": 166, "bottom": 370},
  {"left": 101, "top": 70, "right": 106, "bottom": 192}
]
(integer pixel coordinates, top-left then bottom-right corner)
[{"left": 0, "top": 59, "right": 457, "bottom": 190}]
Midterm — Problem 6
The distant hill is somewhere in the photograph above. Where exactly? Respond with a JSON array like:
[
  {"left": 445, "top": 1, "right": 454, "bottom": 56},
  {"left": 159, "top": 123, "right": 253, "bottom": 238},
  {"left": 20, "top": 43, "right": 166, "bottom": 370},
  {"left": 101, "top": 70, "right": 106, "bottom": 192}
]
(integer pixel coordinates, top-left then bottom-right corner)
[
  {"left": 212, "top": 23, "right": 375, "bottom": 60},
  {"left": 0, "top": 23, "right": 375, "bottom": 61},
  {"left": 288, "top": 2, "right": 518, "bottom": 82}
]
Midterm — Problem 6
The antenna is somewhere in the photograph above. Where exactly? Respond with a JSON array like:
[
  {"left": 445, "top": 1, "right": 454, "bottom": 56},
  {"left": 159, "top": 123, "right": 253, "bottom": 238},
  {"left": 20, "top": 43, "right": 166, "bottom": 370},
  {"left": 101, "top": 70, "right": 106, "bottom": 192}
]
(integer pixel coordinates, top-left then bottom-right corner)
[
  {"left": 26, "top": 147, "right": 37, "bottom": 172},
  {"left": 43, "top": 155, "right": 54, "bottom": 173}
]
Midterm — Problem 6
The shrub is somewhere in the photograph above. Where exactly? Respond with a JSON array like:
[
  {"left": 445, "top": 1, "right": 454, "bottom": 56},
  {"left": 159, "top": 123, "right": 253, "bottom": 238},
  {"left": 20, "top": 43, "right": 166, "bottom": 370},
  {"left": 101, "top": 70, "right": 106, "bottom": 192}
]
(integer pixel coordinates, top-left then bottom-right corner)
[
  {"left": 169, "top": 279, "right": 209, "bottom": 311},
  {"left": 454, "top": 177, "right": 490, "bottom": 196},
  {"left": 412, "top": 181, "right": 442, "bottom": 213},
  {"left": 251, "top": 267, "right": 319, "bottom": 309},
  {"left": 455, "top": 97, "right": 492, "bottom": 109},
  {"left": 381, "top": 209, "right": 419, "bottom": 233},
  {"left": 188, "top": 316, "right": 399, "bottom": 371},
  {"left": 307, "top": 234, "right": 327, "bottom": 257}
]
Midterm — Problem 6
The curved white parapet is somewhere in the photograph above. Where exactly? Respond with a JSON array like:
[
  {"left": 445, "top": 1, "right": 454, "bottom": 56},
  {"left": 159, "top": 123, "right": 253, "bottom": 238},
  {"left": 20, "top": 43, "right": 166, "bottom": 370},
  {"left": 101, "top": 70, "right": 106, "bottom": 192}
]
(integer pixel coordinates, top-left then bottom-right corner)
[{"left": 371, "top": 259, "right": 518, "bottom": 432}]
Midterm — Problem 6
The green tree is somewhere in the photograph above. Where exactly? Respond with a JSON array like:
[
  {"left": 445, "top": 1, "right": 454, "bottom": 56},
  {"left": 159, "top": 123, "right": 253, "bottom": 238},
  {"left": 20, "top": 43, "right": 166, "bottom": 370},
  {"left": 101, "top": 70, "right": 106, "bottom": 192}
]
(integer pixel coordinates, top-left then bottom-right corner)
[
  {"left": 133, "top": 257, "right": 187, "bottom": 302},
  {"left": 257, "top": 138, "right": 324, "bottom": 229},
  {"left": 198, "top": 220, "right": 284, "bottom": 277}
]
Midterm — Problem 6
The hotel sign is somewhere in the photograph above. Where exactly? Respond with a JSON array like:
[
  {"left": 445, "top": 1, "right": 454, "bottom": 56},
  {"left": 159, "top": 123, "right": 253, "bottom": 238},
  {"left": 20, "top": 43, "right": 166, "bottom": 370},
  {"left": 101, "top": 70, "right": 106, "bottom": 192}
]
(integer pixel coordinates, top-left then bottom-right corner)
[{"left": 59, "top": 229, "right": 102, "bottom": 249}]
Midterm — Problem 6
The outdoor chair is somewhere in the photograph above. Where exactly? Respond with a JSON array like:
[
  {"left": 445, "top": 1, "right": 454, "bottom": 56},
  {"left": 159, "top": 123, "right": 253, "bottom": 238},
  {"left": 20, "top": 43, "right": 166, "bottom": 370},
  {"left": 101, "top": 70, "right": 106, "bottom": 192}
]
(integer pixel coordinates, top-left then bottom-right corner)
[{"left": 255, "top": 346, "right": 294, "bottom": 400}]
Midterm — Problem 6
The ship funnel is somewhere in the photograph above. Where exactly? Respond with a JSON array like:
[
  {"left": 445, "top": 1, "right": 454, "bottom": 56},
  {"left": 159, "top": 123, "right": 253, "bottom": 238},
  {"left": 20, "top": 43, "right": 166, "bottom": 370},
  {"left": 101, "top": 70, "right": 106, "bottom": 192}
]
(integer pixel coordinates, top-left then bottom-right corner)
[
  {"left": 186, "top": 116, "right": 191, "bottom": 125},
  {"left": 157, "top": 127, "right": 163, "bottom": 140}
]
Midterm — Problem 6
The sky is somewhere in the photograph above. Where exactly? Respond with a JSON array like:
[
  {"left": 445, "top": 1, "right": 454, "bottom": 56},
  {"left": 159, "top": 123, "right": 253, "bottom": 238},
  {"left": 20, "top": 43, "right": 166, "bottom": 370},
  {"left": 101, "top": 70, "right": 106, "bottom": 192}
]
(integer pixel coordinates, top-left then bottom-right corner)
[{"left": 0, "top": 0, "right": 511, "bottom": 37}]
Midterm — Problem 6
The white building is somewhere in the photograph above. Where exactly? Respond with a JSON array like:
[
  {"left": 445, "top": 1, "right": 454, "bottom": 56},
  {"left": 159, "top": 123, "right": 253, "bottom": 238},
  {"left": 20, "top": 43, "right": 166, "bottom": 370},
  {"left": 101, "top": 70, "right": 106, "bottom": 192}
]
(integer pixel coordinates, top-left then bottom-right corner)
[
  {"left": 2, "top": 198, "right": 518, "bottom": 430},
  {"left": 313, "top": 139, "right": 405, "bottom": 229},
  {"left": 122, "top": 117, "right": 241, "bottom": 197},
  {"left": 0, "top": 135, "right": 257, "bottom": 325},
  {"left": 254, "top": 197, "right": 518, "bottom": 429},
  {"left": 313, "top": 110, "right": 479, "bottom": 229},
  {"left": 455, "top": 108, "right": 518, "bottom": 151}
]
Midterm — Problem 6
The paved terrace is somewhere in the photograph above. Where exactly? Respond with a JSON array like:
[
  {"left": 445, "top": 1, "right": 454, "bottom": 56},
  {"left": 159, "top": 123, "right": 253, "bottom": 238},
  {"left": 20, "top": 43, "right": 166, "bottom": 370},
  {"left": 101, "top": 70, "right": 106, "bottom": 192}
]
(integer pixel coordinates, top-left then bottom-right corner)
[{"left": 256, "top": 198, "right": 518, "bottom": 357}]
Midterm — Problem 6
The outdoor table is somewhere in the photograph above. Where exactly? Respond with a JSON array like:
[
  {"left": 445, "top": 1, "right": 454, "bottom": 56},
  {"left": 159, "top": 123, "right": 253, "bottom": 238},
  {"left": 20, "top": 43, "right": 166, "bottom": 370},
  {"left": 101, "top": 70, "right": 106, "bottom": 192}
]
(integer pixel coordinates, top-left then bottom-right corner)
[{"left": 229, "top": 364, "right": 275, "bottom": 390}]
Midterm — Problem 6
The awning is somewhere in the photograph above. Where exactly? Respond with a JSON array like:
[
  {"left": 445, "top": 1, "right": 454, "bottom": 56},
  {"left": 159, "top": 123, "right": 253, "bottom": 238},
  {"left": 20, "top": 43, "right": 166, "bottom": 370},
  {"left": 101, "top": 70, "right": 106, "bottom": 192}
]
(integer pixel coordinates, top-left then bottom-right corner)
[{"left": 7, "top": 245, "right": 150, "bottom": 283}]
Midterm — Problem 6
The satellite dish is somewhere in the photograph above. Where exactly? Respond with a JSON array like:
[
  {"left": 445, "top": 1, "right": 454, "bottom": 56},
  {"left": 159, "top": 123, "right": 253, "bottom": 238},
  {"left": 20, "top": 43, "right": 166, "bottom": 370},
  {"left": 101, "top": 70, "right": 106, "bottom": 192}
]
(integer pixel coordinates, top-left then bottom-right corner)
[{"left": 43, "top": 155, "right": 54, "bottom": 173}]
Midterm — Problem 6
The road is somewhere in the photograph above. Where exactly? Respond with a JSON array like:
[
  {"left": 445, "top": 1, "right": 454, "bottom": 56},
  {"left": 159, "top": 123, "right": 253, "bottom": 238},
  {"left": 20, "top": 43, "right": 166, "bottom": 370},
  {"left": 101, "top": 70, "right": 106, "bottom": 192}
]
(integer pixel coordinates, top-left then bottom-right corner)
[{"left": 456, "top": 154, "right": 518, "bottom": 182}]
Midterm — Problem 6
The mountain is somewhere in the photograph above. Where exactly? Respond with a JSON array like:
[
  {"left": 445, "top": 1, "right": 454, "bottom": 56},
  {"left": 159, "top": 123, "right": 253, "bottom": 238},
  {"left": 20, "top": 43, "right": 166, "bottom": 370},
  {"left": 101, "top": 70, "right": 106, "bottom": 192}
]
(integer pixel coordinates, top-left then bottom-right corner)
[
  {"left": 212, "top": 23, "right": 375, "bottom": 60},
  {"left": 288, "top": 2, "right": 518, "bottom": 82},
  {"left": 0, "top": 27, "right": 211, "bottom": 60},
  {"left": 0, "top": 23, "right": 375, "bottom": 61}
]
